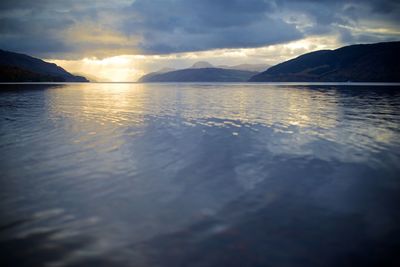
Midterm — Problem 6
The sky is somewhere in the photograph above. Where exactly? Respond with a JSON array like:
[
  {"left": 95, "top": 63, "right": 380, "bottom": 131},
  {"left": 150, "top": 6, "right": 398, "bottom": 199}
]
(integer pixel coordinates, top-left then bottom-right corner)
[{"left": 1, "top": 0, "right": 399, "bottom": 81}]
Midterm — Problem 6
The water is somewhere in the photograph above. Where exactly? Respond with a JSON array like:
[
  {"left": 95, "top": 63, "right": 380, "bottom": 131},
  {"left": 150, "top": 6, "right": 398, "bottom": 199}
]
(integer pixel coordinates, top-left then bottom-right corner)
[{"left": 1, "top": 83, "right": 400, "bottom": 267}]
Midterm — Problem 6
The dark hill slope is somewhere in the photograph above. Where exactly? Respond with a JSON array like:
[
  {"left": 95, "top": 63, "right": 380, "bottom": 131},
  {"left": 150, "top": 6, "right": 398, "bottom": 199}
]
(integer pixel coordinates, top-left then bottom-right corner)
[
  {"left": 249, "top": 41, "right": 400, "bottom": 82},
  {"left": 0, "top": 49, "right": 88, "bottom": 82}
]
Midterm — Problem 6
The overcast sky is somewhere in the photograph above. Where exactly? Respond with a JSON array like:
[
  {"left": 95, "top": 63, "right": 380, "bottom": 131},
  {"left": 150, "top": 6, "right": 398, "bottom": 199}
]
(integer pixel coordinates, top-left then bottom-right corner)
[{"left": 1, "top": 0, "right": 399, "bottom": 81}]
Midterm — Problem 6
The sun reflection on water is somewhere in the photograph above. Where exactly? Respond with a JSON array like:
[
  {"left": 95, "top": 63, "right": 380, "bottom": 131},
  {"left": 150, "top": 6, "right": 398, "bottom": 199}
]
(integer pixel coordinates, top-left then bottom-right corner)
[
  {"left": 1, "top": 83, "right": 400, "bottom": 267},
  {"left": 43, "top": 83, "right": 400, "bottom": 157}
]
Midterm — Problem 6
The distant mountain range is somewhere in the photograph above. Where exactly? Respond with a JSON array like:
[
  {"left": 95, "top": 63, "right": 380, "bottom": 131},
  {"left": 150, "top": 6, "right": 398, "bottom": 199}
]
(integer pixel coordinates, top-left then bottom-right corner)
[
  {"left": 217, "top": 63, "right": 270, "bottom": 72},
  {"left": 189, "top": 62, "right": 269, "bottom": 72},
  {"left": 138, "top": 67, "right": 177, "bottom": 82},
  {"left": 140, "top": 41, "right": 400, "bottom": 83},
  {"left": 138, "top": 61, "right": 265, "bottom": 82},
  {"left": 1, "top": 41, "right": 399, "bottom": 83},
  {"left": 249, "top": 41, "right": 400, "bottom": 82},
  {"left": 190, "top": 61, "right": 214, "bottom": 69},
  {"left": 0, "top": 49, "right": 88, "bottom": 82},
  {"left": 138, "top": 67, "right": 257, "bottom": 82}
]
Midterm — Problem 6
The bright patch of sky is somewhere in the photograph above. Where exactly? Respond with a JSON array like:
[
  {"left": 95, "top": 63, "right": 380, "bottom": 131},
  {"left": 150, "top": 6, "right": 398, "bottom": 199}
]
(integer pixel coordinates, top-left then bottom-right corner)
[{"left": 1, "top": 0, "right": 399, "bottom": 81}]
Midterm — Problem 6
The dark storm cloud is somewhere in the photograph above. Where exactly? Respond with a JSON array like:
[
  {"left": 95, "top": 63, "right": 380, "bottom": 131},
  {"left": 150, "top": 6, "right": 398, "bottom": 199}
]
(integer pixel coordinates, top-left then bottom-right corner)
[
  {"left": 0, "top": 0, "right": 399, "bottom": 58},
  {"left": 0, "top": 1, "right": 98, "bottom": 58},
  {"left": 275, "top": 0, "right": 400, "bottom": 42},
  {"left": 125, "top": 0, "right": 302, "bottom": 54}
]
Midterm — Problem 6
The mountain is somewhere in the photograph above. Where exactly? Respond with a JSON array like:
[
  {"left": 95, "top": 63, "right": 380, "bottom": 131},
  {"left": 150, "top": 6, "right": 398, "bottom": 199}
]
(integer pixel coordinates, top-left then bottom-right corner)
[
  {"left": 138, "top": 68, "right": 257, "bottom": 82},
  {"left": 190, "top": 62, "right": 269, "bottom": 72},
  {"left": 0, "top": 49, "right": 88, "bottom": 82},
  {"left": 249, "top": 41, "right": 400, "bottom": 82},
  {"left": 157, "top": 67, "right": 177, "bottom": 73},
  {"left": 190, "top": 61, "right": 214, "bottom": 69},
  {"left": 218, "top": 63, "right": 270, "bottom": 72},
  {"left": 137, "top": 67, "right": 177, "bottom": 82}
]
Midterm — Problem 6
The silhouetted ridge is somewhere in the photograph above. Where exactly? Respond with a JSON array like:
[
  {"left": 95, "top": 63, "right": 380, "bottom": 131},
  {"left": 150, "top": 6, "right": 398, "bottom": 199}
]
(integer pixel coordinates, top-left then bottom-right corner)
[
  {"left": 138, "top": 68, "right": 257, "bottom": 82},
  {"left": 249, "top": 41, "right": 400, "bottom": 82},
  {"left": 0, "top": 49, "right": 88, "bottom": 82}
]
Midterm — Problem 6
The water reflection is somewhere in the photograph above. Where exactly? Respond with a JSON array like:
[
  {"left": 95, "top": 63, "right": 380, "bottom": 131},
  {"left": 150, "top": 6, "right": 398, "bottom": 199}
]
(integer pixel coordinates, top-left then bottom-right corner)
[{"left": 0, "top": 83, "right": 400, "bottom": 266}]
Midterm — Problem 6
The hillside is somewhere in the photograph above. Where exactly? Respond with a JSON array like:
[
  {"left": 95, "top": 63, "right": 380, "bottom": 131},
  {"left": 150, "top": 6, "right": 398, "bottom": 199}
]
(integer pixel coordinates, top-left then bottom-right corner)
[
  {"left": 0, "top": 49, "right": 88, "bottom": 82},
  {"left": 138, "top": 68, "right": 257, "bottom": 82},
  {"left": 137, "top": 67, "right": 177, "bottom": 82},
  {"left": 249, "top": 41, "right": 400, "bottom": 82},
  {"left": 218, "top": 63, "right": 270, "bottom": 72}
]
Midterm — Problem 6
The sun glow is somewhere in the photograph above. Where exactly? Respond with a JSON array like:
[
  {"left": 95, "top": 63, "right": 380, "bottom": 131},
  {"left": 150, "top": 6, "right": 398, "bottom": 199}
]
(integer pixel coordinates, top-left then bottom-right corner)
[
  {"left": 49, "top": 56, "right": 145, "bottom": 82},
  {"left": 48, "top": 35, "right": 342, "bottom": 82}
]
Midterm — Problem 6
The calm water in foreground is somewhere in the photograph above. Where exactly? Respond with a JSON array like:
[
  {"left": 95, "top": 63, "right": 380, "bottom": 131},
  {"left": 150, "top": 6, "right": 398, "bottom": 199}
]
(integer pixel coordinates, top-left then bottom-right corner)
[{"left": 1, "top": 83, "right": 400, "bottom": 267}]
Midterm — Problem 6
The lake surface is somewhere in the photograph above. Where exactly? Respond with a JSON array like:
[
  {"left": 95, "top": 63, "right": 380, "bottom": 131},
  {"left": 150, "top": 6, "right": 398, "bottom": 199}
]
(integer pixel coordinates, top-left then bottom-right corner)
[{"left": 1, "top": 83, "right": 400, "bottom": 267}]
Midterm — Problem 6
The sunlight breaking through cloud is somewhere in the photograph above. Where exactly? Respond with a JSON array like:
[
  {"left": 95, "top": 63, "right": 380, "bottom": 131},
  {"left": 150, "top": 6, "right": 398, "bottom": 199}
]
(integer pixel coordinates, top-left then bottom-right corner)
[{"left": 49, "top": 35, "right": 342, "bottom": 82}]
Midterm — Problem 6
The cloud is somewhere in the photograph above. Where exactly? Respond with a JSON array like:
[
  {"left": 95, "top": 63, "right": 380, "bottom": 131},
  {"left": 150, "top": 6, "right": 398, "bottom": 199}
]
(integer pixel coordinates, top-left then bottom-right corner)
[
  {"left": 49, "top": 35, "right": 342, "bottom": 82},
  {"left": 0, "top": 0, "right": 399, "bottom": 59},
  {"left": 275, "top": 0, "right": 400, "bottom": 43},
  {"left": 0, "top": 0, "right": 133, "bottom": 58},
  {"left": 124, "top": 0, "right": 302, "bottom": 54}
]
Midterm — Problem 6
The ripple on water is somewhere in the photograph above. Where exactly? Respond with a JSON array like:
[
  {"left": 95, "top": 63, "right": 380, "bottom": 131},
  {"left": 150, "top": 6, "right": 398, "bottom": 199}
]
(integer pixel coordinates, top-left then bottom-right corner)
[{"left": 1, "top": 83, "right": 400, "bottom": 267}]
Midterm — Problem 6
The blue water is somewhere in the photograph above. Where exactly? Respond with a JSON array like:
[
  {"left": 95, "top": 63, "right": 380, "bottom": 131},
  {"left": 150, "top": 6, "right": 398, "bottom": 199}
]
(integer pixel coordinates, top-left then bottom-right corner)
[{"left": 1, "top": 83, "right": 400, "bottom": 266}]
